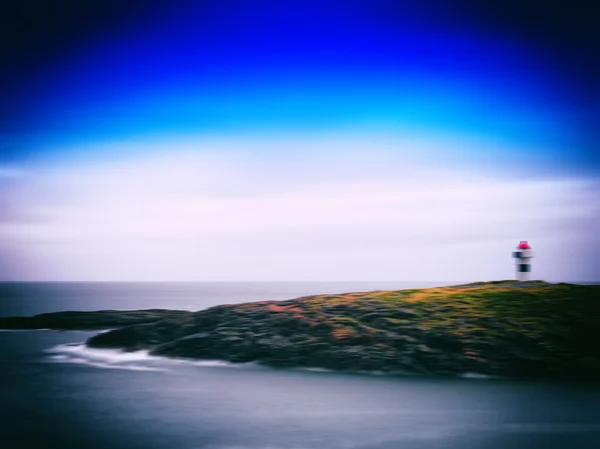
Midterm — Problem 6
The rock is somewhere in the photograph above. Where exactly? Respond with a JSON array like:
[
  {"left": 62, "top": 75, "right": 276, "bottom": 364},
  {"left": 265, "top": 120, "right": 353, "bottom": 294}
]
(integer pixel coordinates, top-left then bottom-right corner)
[
  {"left": 2, "top": 281, "right": 599, "bottom": 380},
  {"left": 0, "top": 309, "right": 191, "bottom": 331}
]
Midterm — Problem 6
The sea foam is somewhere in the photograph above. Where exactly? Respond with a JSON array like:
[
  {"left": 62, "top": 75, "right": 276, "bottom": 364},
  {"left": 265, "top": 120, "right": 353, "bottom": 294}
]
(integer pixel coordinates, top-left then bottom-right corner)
[
  {"left": 45, "top": 343, "right": 167, "bottom": 372},
  {"left": 44, "top": 342, "right": 245, "bottom": 372}
]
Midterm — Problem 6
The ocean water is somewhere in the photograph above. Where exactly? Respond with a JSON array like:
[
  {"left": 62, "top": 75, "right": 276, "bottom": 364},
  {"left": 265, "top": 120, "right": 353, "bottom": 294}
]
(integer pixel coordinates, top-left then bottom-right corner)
[{"left": 1, "top": 282, "right": 599, "bottom": 449}]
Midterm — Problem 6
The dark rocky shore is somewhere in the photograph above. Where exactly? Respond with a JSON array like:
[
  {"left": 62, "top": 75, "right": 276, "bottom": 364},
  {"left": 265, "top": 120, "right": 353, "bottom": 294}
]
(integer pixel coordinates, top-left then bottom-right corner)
[
  {"left": 0, "top": 309, "right": 191, "bottom": 330},
  {"left": 2, "top": 281, "right": 599, "bottom": 379}
]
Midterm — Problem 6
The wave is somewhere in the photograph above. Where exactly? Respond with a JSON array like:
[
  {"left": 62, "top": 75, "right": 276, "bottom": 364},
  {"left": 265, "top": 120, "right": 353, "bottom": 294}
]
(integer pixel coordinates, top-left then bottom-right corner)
[
  {"left": 43, "top": 344, "right": 496, "bottom": 379},
  {"left": 459, "top": 372, "right": 499, "bottom": 379},
  {"left": 44, "top": 343, "right": 248, "bottom": 372},
  {"left": 45, "top": 343, "right": 168, "bottom": 372},
  {"left": 183, "top": 359, "right": 234, "bottom": 367}
]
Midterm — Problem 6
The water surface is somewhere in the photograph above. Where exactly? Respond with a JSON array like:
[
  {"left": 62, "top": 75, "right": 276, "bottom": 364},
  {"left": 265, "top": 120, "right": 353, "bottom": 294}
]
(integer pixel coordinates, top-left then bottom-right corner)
[{"left": 1, "top": 282, "right": 598, "bottom": 449}]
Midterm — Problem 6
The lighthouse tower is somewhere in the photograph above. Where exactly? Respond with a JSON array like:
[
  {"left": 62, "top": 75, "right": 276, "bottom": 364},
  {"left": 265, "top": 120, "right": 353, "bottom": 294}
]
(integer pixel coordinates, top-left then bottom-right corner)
[{"left": 512, "top": 241, "right": 533, "bottom": 281}]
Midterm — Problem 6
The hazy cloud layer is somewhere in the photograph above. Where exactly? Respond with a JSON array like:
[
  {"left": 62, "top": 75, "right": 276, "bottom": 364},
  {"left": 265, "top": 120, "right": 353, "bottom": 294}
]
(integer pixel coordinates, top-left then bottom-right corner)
[{"left": 1, "top": 131, "right": 598, "bottom": 281}]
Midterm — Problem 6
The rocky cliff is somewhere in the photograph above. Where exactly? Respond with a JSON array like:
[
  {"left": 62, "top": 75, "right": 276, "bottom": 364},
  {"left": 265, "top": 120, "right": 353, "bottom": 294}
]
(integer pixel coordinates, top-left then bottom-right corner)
[{"left": 2, "top": 281, "right": 599, "bottom": 379}]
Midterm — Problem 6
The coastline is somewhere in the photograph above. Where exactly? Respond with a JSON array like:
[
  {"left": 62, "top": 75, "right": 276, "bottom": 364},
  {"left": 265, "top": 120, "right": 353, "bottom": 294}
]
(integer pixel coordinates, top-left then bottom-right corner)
[{"left": 2, "top": 281, "right": 600, "bottom": 380}]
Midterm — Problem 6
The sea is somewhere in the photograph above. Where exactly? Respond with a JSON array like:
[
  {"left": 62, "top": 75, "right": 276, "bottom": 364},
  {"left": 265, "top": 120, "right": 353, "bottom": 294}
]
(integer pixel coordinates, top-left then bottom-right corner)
[{"left": 1, "top": 281, "right": 599, "bottom": 449}]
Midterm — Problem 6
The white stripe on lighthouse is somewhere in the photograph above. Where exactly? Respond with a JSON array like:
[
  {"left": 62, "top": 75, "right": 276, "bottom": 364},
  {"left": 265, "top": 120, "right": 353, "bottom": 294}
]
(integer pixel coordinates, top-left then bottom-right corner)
[{"left": 513, "top": 241, "right": 533, "bottom": 281}]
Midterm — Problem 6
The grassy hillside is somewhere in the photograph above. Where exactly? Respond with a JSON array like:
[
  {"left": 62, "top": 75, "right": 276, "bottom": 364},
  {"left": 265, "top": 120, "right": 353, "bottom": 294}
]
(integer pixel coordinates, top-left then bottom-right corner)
[
  {"left": 2, "top": 281, "right": 599, "bottom": 379},
  {"left": 88, "top": 281, "right": 600, "bottom": 379}
]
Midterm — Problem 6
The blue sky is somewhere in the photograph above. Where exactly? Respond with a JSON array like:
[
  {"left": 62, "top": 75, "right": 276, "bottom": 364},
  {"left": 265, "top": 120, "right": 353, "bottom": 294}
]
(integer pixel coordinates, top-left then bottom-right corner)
[
  {"left": 13, "top": 0, "right": 585, "bottom": 162},
  {"left": 1, "top": 0, "right": 598, "bottom": 281}
]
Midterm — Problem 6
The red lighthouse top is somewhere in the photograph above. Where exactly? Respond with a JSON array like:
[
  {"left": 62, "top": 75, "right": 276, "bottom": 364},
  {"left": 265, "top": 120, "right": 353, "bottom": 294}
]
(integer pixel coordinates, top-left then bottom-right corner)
[{"left": 517, "top": 241, "right": 531, "bottom": 249}]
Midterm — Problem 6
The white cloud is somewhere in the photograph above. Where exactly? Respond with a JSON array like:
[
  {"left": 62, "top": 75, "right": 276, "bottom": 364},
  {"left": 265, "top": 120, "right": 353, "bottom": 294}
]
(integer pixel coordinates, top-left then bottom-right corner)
[{"left": 1, "top": 131, "right": 598, "bottom": 281}]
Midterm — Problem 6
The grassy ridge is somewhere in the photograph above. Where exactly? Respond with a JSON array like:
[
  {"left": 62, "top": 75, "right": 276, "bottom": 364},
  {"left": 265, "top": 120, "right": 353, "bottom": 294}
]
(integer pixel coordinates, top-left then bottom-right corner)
[
  {"left": 84, "top": 281, "right": 600, "bottom": 379},
  {"left": 2, "top": 281, "right": 598, "bottom": 378}
]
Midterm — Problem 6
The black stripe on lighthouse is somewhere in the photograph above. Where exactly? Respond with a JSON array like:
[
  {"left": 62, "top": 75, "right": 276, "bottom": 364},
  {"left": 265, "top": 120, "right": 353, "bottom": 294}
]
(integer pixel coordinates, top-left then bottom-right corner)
[{"left": 518, "top": 264, "right": 530, "bottom": 272}]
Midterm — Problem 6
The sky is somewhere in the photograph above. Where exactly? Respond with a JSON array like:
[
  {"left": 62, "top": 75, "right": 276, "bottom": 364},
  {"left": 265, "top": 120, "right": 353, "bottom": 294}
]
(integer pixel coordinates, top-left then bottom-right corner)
[{"left": 1, "top": 0, "right": 599, "bottom": 281}]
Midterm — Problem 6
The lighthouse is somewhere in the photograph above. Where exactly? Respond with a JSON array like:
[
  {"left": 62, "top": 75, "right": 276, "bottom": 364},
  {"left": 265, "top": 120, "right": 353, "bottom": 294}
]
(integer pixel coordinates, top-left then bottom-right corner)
[{"left": 512, "top": 241, "right": 533, "bottom": 281}]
